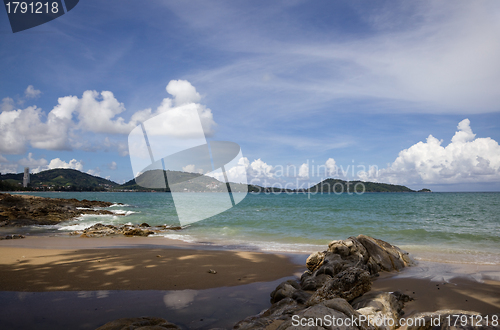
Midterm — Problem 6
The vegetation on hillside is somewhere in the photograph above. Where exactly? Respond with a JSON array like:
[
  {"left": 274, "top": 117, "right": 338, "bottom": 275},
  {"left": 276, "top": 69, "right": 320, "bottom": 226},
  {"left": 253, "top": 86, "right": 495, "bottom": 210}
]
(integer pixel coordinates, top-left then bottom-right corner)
[{"left": 1, "top": 168, "right": 426, "bottom": 193}]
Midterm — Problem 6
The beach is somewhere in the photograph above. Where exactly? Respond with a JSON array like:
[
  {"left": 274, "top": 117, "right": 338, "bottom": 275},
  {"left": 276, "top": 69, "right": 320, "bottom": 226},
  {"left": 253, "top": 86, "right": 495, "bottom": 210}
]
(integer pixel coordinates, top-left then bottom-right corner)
[
  {"left": 0, "top": 236, "right": 303, "bottom": 292},
  {"left": 1, "top": 235, "right": 499, "bottom": 329}
]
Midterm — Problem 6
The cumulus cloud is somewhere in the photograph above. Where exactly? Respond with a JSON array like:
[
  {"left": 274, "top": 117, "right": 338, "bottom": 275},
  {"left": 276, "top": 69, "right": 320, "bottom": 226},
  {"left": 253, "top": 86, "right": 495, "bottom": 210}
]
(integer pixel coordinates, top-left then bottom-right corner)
[
  {"left": 325, "top": 158, "right": 337, "bottom": 177},
  {"left": 248, "top": 158, "right": 274, "bottom": 179},
  {"left": 87, "top": 167, "right": 101, "bottom": 177},
  {"left": 182, "top": 164, "right": 204, "bottom": 174},
  {"left": 24, "top": 85, "right": 41, "bottom": 99},
  {"left": 298, "top": 163, "right": 309, "bottom": 180},
  {"left": 18, "top": 153, "right": 48, "bottom": 168},
  {"left": 166, "top": 80, "right": 202, "bottom": 106},
  {"left": 359, "top": 119, "right": 500, "bottom": 185},
  {"left": 0, "top": 80, "right": 216, "bottom": 155},
  {"left": 206, "top": 157, "right": 272, "bottom": 184},
  {"left": 31, "top": 158, "right": 84, "bottom": 174}
]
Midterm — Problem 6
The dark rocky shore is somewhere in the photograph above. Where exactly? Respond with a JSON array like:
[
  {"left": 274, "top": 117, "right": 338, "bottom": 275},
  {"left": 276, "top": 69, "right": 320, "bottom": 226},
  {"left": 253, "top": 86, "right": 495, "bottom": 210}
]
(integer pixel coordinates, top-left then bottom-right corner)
[
  {"left": 97, "top": 235, "right": 499, "bottom": 330},
  {"left": 0, "top": 193, "right": 116, "bottom": 227}
]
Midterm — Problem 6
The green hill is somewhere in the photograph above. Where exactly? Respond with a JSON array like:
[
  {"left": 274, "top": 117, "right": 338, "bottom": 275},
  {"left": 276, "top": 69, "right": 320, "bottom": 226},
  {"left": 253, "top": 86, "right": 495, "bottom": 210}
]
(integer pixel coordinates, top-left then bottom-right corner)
[
  {"left": 0, "top": 169, "right": 117, "bottom": 191},
  {"left": 118, "top": 169, "right": 249, "bottom": 192},
  {"left": 305, "top": 178, "right": 415, "bottom": 193}
]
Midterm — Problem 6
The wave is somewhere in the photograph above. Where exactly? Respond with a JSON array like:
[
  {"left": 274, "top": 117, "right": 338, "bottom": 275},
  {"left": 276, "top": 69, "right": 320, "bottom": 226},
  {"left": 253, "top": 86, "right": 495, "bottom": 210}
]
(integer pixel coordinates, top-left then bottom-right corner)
[{"left": 109, "top": 210, "right": 138, "bottom": 216}]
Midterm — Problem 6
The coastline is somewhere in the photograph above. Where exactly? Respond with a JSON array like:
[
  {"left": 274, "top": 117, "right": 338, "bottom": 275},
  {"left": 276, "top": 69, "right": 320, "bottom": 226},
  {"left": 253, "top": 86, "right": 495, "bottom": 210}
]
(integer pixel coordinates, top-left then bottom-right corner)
[{"left": 0, "top": 235, "right": 499, "bottom": 329}]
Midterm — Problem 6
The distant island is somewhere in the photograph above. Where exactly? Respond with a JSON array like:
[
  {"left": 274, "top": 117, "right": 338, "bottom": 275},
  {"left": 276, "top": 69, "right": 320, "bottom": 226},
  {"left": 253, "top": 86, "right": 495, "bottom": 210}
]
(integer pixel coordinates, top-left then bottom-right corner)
[{"left": 0, "top": 168, "right": 430, "bottom": 193}]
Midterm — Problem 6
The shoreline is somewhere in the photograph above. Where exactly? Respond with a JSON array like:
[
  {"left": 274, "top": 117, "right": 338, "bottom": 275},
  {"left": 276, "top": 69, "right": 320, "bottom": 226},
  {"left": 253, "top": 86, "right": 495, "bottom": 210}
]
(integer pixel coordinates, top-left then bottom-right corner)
[{"left": 0, "top": 235, "right": 499, "bottom": 329}]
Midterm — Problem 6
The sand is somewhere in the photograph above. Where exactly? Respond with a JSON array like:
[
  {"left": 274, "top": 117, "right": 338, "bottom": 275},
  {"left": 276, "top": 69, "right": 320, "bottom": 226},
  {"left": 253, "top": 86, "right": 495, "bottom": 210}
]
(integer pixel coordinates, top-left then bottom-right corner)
[
  {"left": 372, "top": 273, "right": 500, "bottom": 316},
  {"left": 1, "top": 235, "right": 499, "bottom": 325},
  {"left": 0, "top": 237, "right": 303, "bottom": 292}
]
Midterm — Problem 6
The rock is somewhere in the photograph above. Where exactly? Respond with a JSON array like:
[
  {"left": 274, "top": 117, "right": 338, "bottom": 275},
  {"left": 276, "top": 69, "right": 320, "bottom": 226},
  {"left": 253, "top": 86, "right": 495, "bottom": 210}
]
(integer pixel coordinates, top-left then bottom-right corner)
[
  {"left": 306, "top": 251, "right": 325, "bottom": 272},
  {"left": 95, "top": 316, "right": 181, "bottom": 330},
  {"left": 355, "top": 235, "right": 414, "bottom": 272},
  {"left": 0, "top": 193, "right": 117, "bottom": 227},
  {"left": 81, "top": 223, "right": 120, "bottom": 237},
  {"left": 300, "top": 271, "right": 332, "bottom": 291},
  {"left": 207, "top": 269, "right": 217, "bottom": 274},
  {"left": 404, "top": 310, "right": 497, "bottom": 330},
  {"left": 271, "top": 280, "right": 301, "bottom": 304},
  {"left": 139, "top": 222, "right": 151, "bottom": 227},
  {"left": 352, "top": 291, "right": 411, "bottom": 330},
  {"left": 123, "top": 228, "right": 154, "bottom": 236},
  {"left": 0, "top": 234, "right": 25, "bottom": 240},
  {"left": 306, "top": 267, "right": 372, "bottom": 305},
  {"left": 239, "top": 236, "right": 415, "bottom": 329},
  {"left": 234, "top": 298, "right": 303, "bottom": 330}
]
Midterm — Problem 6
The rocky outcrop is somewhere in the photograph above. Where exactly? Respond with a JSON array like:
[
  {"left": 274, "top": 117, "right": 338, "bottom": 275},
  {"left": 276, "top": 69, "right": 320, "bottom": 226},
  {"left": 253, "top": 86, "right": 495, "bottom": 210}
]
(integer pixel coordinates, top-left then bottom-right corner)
[
  {"left": 73, "top": 223, "right": 164, "bottom": 237},
  {"left": 0, "top": 193, "right": 117, "bottom": 226},
  {"left": 234, "top": 235, "right": 415, "bottom": 330},
  {"left": 95, "top": 316, "right": 181, "bottom": 330},
  {"left": 0, "top": 234, "right": 25, "bottom": 240}
]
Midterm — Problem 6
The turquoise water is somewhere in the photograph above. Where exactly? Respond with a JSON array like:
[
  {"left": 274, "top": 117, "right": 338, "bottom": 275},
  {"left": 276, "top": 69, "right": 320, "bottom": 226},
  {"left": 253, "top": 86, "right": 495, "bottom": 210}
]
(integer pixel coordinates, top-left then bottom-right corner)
[{"left": 10, "top": 191, "right": 500, "bottom": 264}]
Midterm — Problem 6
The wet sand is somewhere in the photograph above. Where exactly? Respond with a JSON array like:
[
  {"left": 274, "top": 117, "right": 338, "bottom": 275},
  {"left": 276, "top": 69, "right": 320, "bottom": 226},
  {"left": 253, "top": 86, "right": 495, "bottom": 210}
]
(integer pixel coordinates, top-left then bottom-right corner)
[
  {"left": 372, "top": 261, "right": 500, "bottom": 316},
  {"left": 0, "top": 236, "right": 303, "bottom": 291}
]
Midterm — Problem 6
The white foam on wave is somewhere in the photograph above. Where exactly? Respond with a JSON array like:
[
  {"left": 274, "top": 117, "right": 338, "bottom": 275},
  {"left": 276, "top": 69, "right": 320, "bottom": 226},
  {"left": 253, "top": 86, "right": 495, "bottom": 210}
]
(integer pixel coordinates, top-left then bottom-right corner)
[
  {"left": 74, "top": 213, "right": 115, "bottom": 220},
  {"left": 58, "top": 222, "right": 101, "bottom": 231},
  {"left": 109, "top": 209, "right": 138, "bottom": 216},
  {"left": 157, "top": 233, "right": 198, "bottom": 243},
  {"left": 76, "top": 207, "right": 92, "bottom": 210},
  {"left": 154, "top": 232, "right": 322, "bottom": 253},
  {"left": 109, "top": 203, "right": 131, "bottom": 207}
]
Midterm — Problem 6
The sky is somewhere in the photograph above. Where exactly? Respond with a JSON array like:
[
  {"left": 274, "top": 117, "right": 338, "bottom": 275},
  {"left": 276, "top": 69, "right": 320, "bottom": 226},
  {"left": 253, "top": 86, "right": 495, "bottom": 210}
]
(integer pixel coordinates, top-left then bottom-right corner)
[{"left": 1, "top": 0, "right": 500, "bottom": 191}]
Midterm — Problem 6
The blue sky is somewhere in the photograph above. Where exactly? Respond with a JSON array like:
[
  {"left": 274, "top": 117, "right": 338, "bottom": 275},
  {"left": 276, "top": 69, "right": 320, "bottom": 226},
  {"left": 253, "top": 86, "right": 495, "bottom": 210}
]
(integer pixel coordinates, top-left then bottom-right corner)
[{"left": 1, "top": 0, "right": 500, "bottom": 191}]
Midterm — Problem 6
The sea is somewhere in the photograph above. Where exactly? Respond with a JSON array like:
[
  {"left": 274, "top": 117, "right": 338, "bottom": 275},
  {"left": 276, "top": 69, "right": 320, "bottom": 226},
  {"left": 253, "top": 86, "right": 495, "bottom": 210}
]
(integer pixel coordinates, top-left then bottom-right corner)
[{"left": 8, "top": 191, "right": 500, "bottom": 265}]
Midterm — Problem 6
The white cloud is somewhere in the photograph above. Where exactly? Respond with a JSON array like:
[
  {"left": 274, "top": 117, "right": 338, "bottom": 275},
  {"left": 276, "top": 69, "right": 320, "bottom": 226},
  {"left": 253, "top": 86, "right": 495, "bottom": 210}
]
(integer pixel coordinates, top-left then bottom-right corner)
[
  {"left": 182, "top": 1, "right": 500, "bottom": 114},
  {"left": 248, "top": 158, "right": 274, "bottom": 178},
  {"left": 0, "top": 162, "right": 18, "bottom": 174},
  {"left": 0, "top": 80, "right": 216, "bottom": 155},
  {"left": 166, "top": 80, "right": 202, "bottom": 106},
  {"left": 18, "top": 153, "right": 48, "bottom": 168},
  {"left": 182, "top": 164, "right": 204, "bottom": 174},
  {"left": 325, "top": 158, "right": 337, "bottom": 177},
  {"left": 48, "top": 158, "right": 83, "bottom": 171},
  {"left": 24, "top": 85, "right": 41, "bottom": 99},
  {"left": 206, "top": 157, "right": 272, "bottom": 184},
  {"left": 298, "top": 163, "right": 309, "bottom": 180},
  {"left": 87, "top": 168, "right": 101, "bottom": 177},
  {"left": 360, "top": 119, "right": 500, "bottom": 185}
]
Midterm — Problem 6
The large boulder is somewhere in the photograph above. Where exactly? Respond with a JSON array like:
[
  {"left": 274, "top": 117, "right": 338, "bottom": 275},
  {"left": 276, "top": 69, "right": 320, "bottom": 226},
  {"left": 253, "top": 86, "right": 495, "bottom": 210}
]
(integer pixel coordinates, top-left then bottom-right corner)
[
  {"left": 306, "top": 267, "right": 372, "bottom": 305},
  {"left": 355, "top": 235, "right": 414, "bottom": 272}
]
